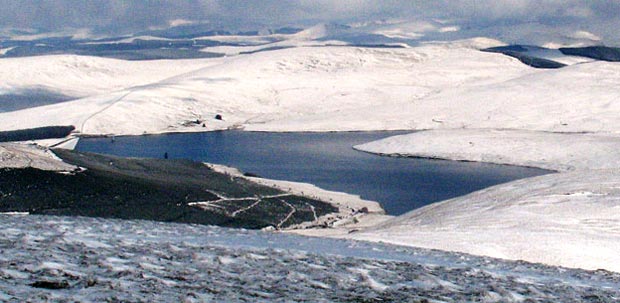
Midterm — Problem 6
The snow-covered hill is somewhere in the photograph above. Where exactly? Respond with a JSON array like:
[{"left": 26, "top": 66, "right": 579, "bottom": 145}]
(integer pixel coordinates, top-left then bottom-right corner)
[
  {"left": 350, "top": 167, "right": 620, "bottom": 272},
  {"left": 0, "top": 39, "right": 620, "bottom": 134},
  {"left": 0, "top": 55, "right": 220, "bottom": 98},
  {"left": 3, "top": 38, "right": 620, "bottom": 136},
  {"left": 355, "top": 129, "right": 620, "bottom": 172},
  {"left": 345, "top": 128, "right": 620, "bottom": 271},
  {"left": 0, "top": 41, "right": 534, "bottom": 135}
]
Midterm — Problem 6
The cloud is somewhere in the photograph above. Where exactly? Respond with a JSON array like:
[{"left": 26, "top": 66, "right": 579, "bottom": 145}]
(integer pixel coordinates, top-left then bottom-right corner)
[{"left": 0, "top": 0, "right": 617, "bottom": 36}]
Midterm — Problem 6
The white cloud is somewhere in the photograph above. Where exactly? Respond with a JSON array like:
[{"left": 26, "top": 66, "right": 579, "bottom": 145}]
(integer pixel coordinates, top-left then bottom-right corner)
[{"left": 0, "top": 0, "right": 617, "bottom": 38}]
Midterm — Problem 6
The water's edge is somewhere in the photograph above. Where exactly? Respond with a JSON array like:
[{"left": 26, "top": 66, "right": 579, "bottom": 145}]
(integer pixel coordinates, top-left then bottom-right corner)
[{"left": 76, "top": 130, "right": 551, "bottom": 215}]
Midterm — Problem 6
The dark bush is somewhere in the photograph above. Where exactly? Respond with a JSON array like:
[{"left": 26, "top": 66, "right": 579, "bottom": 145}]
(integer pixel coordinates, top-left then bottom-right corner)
[{"left": 0, "top": 125, "right": 75, "bottom": 142}]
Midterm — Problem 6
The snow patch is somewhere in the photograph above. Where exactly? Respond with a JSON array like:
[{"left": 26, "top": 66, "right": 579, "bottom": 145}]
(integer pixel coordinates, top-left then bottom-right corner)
[
  {"left": 0, "top": 143, "right": 77, "bottom": 171},
  {"left": 351, "top": 268, "right": 389, "bottom": 292}
]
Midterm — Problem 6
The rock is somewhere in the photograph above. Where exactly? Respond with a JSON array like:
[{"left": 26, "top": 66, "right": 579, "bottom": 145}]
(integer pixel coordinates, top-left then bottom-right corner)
[{"left": 30, "top": 280, "right": 70, "bottom": 289}]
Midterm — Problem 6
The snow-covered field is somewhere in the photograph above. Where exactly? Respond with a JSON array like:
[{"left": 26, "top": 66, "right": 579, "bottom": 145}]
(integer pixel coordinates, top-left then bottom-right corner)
[
  {"left": 2, "top": 22, "right": 620, "bottom": 274},
  {"left": 3, "top": 38, "right": 620, "bottom": 136},
  {"left": 349, "top": 129, "right": 620, "bottom": 272},
  {"left": 2, "top": 214, "right": 620, "bottom": 302},
  {"left": 1, "top": 39, "right": 532, "bottom": 135},
  {"left": 0, "top": 55, "right": 221, "bottom": 99},
  {"left": 350, "top": 168, "right": 620, "bottom": 272},
  {"left": 355, "top": 129, "right": 620, "bottom": 172}
]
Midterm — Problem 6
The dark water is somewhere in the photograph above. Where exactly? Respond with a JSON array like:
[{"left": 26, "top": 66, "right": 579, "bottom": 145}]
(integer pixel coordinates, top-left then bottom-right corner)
[
  {"left": 76, "top": 131, "right": 550, "bottom": 215},
  {"left": 0, "top": 90, "right": 73, "bottom": 112}
]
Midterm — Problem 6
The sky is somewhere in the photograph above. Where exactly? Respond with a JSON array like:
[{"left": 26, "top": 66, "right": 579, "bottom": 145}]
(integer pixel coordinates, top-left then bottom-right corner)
[{"left": 0, "top": 0, "right": 617, "bottom": 36}]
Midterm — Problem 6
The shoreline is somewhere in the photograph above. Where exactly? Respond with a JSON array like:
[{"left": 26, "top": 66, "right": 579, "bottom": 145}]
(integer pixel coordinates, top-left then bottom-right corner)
[
  {"left": 0, "top": 139, "right": 393, "bottom": 235},
  {"left": 206, "top": 162, "right": 393, "bottom": 234},
  {"left": 0, "top": 146, "right": 340, "bottom": 229},
  {"left": 6, "top": 116, "right": 620, "bottom": 271},
  {"left": 2, "top": 128, "right": 572, "bottom": 240}
]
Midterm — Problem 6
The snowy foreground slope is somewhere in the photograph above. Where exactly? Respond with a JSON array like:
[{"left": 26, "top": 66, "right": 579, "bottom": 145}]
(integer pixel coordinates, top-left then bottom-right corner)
[{"left": 2, "top": 214, "right": 620, "bottom": 302}]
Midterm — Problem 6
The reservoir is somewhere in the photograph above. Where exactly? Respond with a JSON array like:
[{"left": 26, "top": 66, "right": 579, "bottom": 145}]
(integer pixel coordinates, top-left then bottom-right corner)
[{"left": 76, "top": 131, "right": 550, "bottom": 215}]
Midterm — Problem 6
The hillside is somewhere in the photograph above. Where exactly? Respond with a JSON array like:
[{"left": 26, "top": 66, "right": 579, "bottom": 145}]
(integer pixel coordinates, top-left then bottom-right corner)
[{"left": 0, "top": 41, "right": 536, "bottom": 135}]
